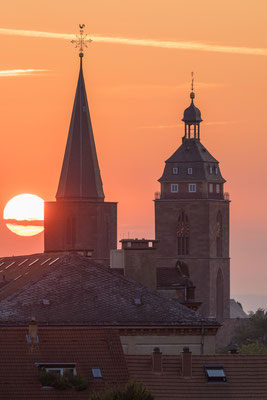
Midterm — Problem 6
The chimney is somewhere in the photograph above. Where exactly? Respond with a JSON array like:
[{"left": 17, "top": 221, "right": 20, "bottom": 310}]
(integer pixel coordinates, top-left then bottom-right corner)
[
  {"left": 181, "top": 347, "right": 192, "bottom": 378},
  {"left": 152, "top": 347, "right": 162, "bottom": 373},
  {"left": 29, "top": 318, "right": 38, "bottom": 342}
]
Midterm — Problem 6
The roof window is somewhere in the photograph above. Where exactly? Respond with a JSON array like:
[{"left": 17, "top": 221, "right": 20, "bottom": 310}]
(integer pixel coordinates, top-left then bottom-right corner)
[
  {"left": 209, "top": 166, "right": 213, "bottom": 174},
  {"left": 187, "top": 168, "right": 193, "bottom": 175},
  {"left": 134, "top": 298, "right": 142, "bottom": 305},
  {"left": 205, "top": 365, "right": 227, "bottom": 383},
  {"left": 172, "top": 167, "right": 179, "bottom": 175},
  {"left": 92, "top": 368, "right": 102, "bottom": 379}
]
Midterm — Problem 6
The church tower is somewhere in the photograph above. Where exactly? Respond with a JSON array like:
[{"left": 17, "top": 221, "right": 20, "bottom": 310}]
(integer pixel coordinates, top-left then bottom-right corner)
[
  {"left": 44, "top": 27, "right": 117, "bottom": 264},
  {"left": 155, "top": 79, "right": 230, "bottom": 320}
]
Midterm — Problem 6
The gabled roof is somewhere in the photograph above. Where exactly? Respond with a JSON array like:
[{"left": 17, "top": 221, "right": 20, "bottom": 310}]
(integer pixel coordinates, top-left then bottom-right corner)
[
  {"left": 56, "top": 55, "right": 104, "bottom": 200},
  {"left": 0, "top": 254, "right": 216, "bottom": 327},
  {"left": 0, "top": 326, "right": 128, "bottom": 399},
  {"left": 126, "top": 354, "right": 267, "bottom": 399}
]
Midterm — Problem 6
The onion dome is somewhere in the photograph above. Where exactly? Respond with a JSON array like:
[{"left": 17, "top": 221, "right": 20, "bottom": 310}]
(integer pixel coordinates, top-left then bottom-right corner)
[{"left": 182, "top": 91, "right": 203, "bottom": 123}]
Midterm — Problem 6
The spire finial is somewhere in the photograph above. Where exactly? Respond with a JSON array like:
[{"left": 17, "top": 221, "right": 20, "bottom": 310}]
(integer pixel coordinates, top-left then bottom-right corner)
[
  {"left": 190, "top": 71, "right": 195, "bottom": 100},
  {"left": 71, "top": 24, "right": 92, "bottom": 58}
]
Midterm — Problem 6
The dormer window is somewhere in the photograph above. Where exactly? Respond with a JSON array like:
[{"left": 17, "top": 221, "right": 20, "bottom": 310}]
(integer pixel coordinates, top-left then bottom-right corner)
[
  {"left": 188, "top": 184, "right": 196, "bottom": 193},
  {"left": 36, "top": 363, "right": 76, "bottom": 378},
  {"left": 209, "top": 166, "right": 213, "bottom": 174},
  {"left": 171, "top": 184, "right": 179, "bottom": 193},
  {"left": 187, "top": 168, "right": 193, "bottom": 175},
  {"left": 172, "top": 167, "right": 179, "bottom": 175},
  {"left": 215, "top": 167, "right": 218, "bottom": 175}
]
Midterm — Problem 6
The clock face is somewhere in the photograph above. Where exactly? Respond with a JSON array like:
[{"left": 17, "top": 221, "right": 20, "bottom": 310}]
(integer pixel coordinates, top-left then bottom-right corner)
[{"left": 177, "top": 221, "right": 189, "bottom": 237}]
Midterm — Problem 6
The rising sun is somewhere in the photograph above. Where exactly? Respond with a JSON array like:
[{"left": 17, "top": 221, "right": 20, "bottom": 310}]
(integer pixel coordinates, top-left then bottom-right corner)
[{"left": 3, "top": 194, "right": 44, "bottom": 237}]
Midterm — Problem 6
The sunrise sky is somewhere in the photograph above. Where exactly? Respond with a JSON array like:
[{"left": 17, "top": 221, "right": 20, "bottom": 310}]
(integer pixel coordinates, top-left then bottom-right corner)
[{"left": 0, "top": 0, "right": 266, "bottom": 311}]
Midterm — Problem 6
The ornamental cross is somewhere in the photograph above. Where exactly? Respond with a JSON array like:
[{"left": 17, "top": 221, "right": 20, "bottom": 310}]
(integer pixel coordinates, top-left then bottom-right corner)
[{"left": 71, "top": 24, "right": 92, "bottom": 54}]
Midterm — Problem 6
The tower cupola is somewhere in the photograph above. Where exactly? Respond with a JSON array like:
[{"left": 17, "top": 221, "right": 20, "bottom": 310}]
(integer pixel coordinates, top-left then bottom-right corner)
[{"left": 182, "top": 73, "right": 202, "bottom": 141}]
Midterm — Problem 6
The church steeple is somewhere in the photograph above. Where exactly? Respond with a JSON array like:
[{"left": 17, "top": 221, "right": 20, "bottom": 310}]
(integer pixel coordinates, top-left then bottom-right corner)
[
  {"left": 182, "top": 73, "right": 202, "bottom": 141},
  {"left": 56, "top": 27, "right": 104, "bottom": 201}
]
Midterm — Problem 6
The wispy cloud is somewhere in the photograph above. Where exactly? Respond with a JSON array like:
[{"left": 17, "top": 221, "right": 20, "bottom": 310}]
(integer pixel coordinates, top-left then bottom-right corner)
[
  {"left": 0, "top": 68, "right": 48, "bottom": 77},
  {"left": 138, "top": 121, "right": 238, "bottom": 129},
  {"left": 0, "top": 28, "right": 267, "bottom": 57},
  {"left": 104, "top": 82, "right": 225, "bottom": 93}
]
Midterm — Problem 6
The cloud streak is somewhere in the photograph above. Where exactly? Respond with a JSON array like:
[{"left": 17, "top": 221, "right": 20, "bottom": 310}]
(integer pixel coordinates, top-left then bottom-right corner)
[
  {"left": 0, "top": 68, "right": 48, "bottom": 77},
  {"left": 138, "top": 121, "right": 238, "bottom": 129},
  {"left": 0, "top": 28, "right": 267, "bottom": 57}
]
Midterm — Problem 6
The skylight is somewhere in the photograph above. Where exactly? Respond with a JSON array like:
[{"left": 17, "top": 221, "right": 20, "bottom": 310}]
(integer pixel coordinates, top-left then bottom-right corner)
[
  {"left": 92, "top": 368, "right": 102, "bottom": 379},
  {"left": 18, "top": 259, "right": 28, "bottom": 266},
  {"left": 205, "top": 365, "right": 227, "bottom": 383},
  {"left": 49, "top": 257, "right": 60, "bottom": 266},
  {"left": 28, "top": 258, "right": 39, "bottom": 266},
  {"left": 41, "top": 258, "right": 51, "bottom": 265},
  {"left": 5, "top": 261, "right": 15, "bottom": 269}
]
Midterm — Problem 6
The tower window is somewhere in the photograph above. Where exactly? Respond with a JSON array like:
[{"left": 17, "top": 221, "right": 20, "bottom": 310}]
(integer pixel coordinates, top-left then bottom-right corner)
[
  {"left": 172, "top": 167, "right": 179, "bottom": 175},
  {"left": 187, "top": 168, "right": 193, "bottom": 175},
  {"left": 209, "top": 184, "right": 213, "bottom": 193},
  {"left": 216, "top": 184, "right": 220, "bottom": 193},
  {"left": 209, "top": 166, "right": 213, "bottom": 174},
  {"left": 215, "top": 167, "right": 218, "bottom": 175},
  {"left": 171, "top": 184, "right": 179, "bottom": 193},
  {"left": 188, "top": 184, "right": 196, "bottom": 192},
  {"left": 216, "top": 211, "right": 223, "bottom": 257},
  {"left": 177, "top": 212, "right": 189, "bottom": 255}
]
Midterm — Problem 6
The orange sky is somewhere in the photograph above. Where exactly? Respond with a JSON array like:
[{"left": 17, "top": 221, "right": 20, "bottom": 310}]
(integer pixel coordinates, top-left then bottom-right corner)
[{"left": 0, "top": 0, "right": 267, "bottom": 309}]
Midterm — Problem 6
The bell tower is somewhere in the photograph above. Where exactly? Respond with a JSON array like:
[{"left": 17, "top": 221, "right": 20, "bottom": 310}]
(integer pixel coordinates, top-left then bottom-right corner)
[
  {"left": 155, "top": 77, "right": 230, "bottom": 320},
  {"left": 44, "top": 26, "right": 117, "bottom": 264}
]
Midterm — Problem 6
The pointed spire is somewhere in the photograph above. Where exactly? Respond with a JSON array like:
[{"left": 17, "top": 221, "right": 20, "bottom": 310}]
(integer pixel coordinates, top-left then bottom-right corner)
[{"left": 56, "top": 26, "right": 104, "bottom": 201}]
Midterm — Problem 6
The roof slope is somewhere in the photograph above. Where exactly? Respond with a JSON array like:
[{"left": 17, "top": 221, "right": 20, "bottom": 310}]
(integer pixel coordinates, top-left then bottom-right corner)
[
  {"left": 56, "top": 56, "right": 104, "bottom": 200},
  {"left": 127, "top": 354, "right": 267, "bottom": 399},
  {"left": 166, "top": 140, "right": 217, "bottom": 164},
  {"left": 0, "top": 326, "right": 128, "bottom": 399},
  {"left": 0, "top": 254, "right": 215, "bottom": 327}
]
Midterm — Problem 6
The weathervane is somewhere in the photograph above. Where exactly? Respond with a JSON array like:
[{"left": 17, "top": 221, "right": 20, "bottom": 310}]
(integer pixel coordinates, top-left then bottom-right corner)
[{"left": 71, "top": 24, "right": 92, "bottom": 56}]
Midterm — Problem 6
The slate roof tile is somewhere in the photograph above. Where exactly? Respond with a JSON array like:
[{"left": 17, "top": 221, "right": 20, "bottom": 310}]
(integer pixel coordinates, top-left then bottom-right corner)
[{"left": 0, "top": 253, "right": 216, "bottom": 327}]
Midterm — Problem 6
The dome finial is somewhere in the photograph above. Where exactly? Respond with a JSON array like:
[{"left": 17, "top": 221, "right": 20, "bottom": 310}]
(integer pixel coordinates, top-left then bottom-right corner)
[
  {"left": 190, "top": 71, "right": 195, "bottom": 100},
  {"left": 71, "top": 24, "right": 92, "bottom": 58}
]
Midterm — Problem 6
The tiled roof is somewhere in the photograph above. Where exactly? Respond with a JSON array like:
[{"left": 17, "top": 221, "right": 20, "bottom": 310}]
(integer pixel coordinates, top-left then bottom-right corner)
[
  {"left": 126, "top": 354, "right": 267, "bottom": 399},
  {"left": 0, "top": 326, "right": 128, "bottom": 399},
  {"left": 0, "top": 253, "right": 216, "bottom": 327}
]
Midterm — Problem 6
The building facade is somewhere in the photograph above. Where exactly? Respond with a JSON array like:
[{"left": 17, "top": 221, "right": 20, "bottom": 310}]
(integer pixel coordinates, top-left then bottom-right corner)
[{"left": 155, "top": 88, "right": 230, "bottom": 320}]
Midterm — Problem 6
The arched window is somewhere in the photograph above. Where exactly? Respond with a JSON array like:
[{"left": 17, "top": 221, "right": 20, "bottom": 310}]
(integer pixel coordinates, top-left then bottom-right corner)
[
  {"left": 66, "top": 216, "right": 76, "bottom": 247},
  {"left": 216, "top": 211, "right": 222, "bottom": 257},
  {"left": 177, "top": 211, "right": 189, "bottom": 255},
  {"left": 216, "top": 268, "right": 224, "bottom": 321}
]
